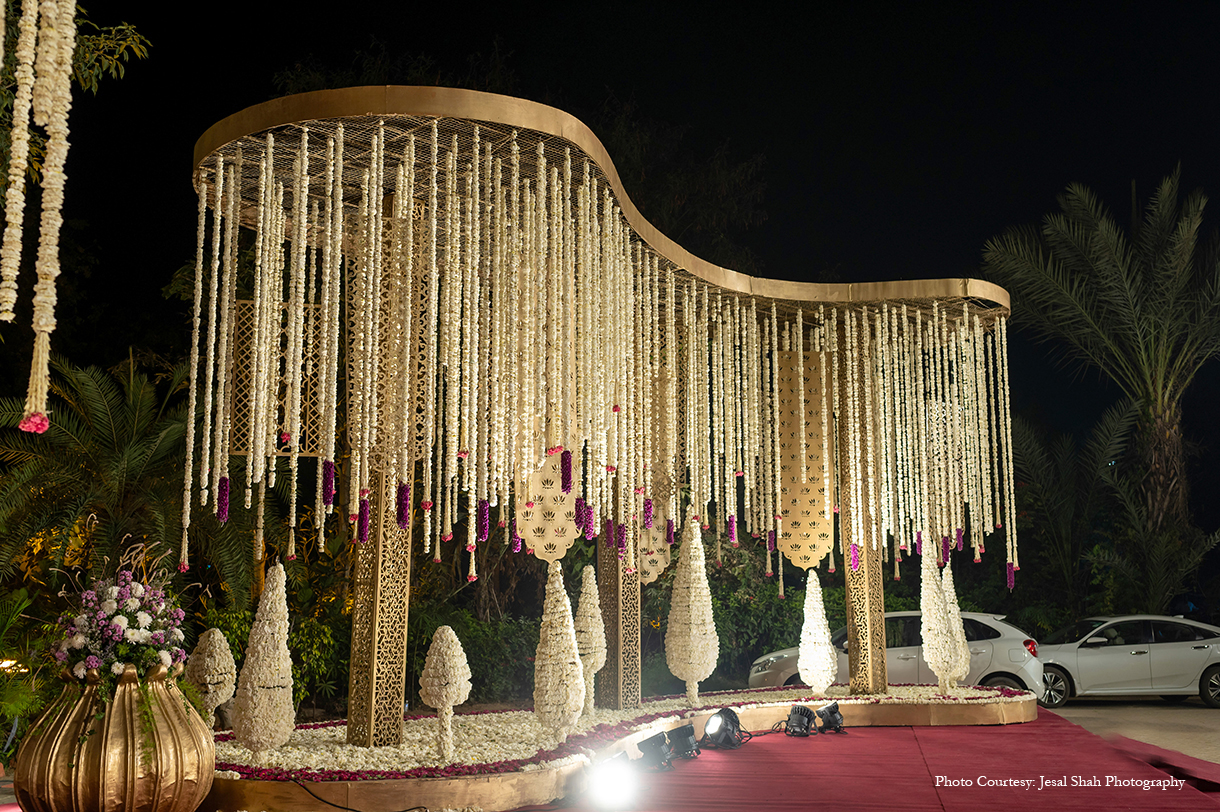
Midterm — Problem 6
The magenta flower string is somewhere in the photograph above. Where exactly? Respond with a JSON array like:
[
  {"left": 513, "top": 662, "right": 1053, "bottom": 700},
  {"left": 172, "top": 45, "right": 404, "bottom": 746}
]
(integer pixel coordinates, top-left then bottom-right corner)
[
  {"left": 955, "top": 527, "right": 964, "bottom": 551},
  {"left": 850, "top": 543, "right": 860, "bottom": 570},
  {"left": 358, "top": 498, "right": 370, "bottom": 543},
  {"left": 666, "top": 519, "right": 675, "bottom": 545},
  {"left": 217, "top": 476, "right": 230, "bottom": 523},
  {"left": 575, "top": 497, "right": 586, "bottom": 529},
  {"left": 585, "top": 505, "right": 597, "bottom": 540},
  {"left": 396, "top": 482, "right": 411, "bottom": 530},
  {"left": 560, "top": 450, "right": 573, "bottom": 493},
  {"left": 604, "top": 519, "right": 614, "bottom": 549},
  {"left": 322, "top": 460, "right": 336, "bottom": 506},
  {"left": 941, "top": 536, "right": 950, "bottom": 565},
  {"left": 477, "top": 499, "right": 490, "bottom": 544},
  {"left": 915, "top": 530, "right": 922, "bottom": 555},
  {"left": 616, "top": 523, "right": 627, "bottom": 559},
  {"left": 510, "top": 519, "right": 523, "bottom": 553},
  {"left": 643, "top": 499, "right": 653, "bottom": 529},
  {"left": 767, "top": 530, "right": 776, "bottom": 552},
  {"left": 1006, "top": 562, "right": 1015, "bottom": 590},
  {"left": 728, "top": 516, "right": 737, "bottom": 547}
]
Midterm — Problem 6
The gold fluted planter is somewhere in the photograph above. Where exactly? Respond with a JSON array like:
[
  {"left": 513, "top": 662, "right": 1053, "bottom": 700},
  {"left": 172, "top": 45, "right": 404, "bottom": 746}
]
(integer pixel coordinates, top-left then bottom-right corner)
[{"left": 15, "top": 664, "right": 215, "bottom": 812}]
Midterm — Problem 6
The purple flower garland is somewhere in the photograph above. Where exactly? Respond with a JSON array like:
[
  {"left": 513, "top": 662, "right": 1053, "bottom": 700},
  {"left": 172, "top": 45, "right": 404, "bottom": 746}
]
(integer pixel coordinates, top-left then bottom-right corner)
[
  {"left": 396, "top": 482, "right": 411, "bottom": 530},
  {"left": 322, "top": 460, "right": 336, "bottom": 506}
]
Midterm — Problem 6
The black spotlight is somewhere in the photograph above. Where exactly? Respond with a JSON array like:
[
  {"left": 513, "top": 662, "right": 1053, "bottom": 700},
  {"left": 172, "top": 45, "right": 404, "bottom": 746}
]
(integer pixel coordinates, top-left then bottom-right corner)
[
  {"left": 701, "top": 708, "right": 751, "bottom": 749},
  {"left": 637, "top": 729, "right": 674, "bottom": 770},
  {"left": 668, "top": 723, "right": 700, "bottom": 759},
  {"left": 785, "top": 705, "right": 817, "bottom": 737},
  {"left": 816, "top": 701, "right": 847, "bottom": 734}
]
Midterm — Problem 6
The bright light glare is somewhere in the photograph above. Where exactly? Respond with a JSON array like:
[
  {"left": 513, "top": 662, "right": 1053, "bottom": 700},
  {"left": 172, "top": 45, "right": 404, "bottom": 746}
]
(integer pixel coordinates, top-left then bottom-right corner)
[
  {"left": 704, "top": 714, "right": 722, "bottom": 736},
  {"left": 588, "top": 755, "right": 637, "bottom": 809}
]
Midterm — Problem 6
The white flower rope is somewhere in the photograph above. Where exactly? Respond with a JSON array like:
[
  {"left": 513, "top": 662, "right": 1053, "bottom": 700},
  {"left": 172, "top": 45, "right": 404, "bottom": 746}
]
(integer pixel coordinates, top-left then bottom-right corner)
[{"left": 0, "top": 0, "right": 42, "bottom": 321}]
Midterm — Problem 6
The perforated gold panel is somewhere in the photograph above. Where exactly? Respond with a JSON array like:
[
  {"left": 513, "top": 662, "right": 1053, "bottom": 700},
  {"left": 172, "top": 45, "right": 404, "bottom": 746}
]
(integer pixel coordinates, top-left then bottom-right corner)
[
  {"left": 346, "top": 476, "right": 413, "bottom": 746},
  {"left": 518, "top": 455, "right": 581, "bottom": 563},
  {"left": 776, "top": 349, "right": 835, "bottom": 568},
  {"left": 638, "top": 511, "right": 672, "bottom": 585},
  {"left": 596, "top": 528, "right": 641, "bottom": 710},
  {"left": 229, "top": 299, "right": 325, "bottom": 457}
]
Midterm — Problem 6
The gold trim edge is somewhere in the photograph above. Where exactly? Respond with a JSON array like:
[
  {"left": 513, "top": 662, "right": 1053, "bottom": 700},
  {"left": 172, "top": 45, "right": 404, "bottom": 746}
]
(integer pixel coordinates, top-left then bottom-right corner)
[{"left": 193, "top": 85, "right": 1010, "bottom": 312}]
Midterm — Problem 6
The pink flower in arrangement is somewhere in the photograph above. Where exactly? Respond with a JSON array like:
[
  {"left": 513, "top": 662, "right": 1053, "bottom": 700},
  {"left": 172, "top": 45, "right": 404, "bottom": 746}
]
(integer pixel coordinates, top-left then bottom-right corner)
[
  {"left": 18, "top": 412, "right": 49, "bottom": 433},
  {"left": 850, "top": 543, "right": 860, "bottom": 570},
  {"left": 611, "top": 404, "right": 621, "bottom": 412},
  {"left": 752, "top": 532, "right": 760, "bottom": 539},
  {"left": 279, "top": 431, "right": 290, "bottom": 444},
  {"left": 441, "top": 533, "right": 453, "bottom": 542},
  {"left": 422, "top": 501, "right": 434, "bottom": 511},
  {"left": 996, "top": 523, "right": 1002, "bottom": 529},
  {"left": 467, "top": 574, "right": 478, "bottom": 582},
  {"left": 457, "top": 450, "right": 469, "bottom": 460}
]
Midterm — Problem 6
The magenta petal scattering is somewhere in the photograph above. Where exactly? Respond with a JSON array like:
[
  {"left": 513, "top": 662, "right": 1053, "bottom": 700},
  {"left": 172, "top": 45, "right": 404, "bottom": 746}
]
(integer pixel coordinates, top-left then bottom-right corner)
[
  {"left": 322, "top": 460, "right": 336, "bottom": 506},
  {"left": 217, "top": 476, "right": 230, "bottom": 523},
  {"left": 396, "top": 482, "right": 411, "bottom": 530}
]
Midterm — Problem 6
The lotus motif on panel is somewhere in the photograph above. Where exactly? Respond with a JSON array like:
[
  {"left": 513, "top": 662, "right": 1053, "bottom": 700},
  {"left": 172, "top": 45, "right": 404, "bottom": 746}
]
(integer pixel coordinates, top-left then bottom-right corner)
[
  {"left": 638, "top": 509, "right": 672, "bottom": 584},
  {"left": 517, "top": 454, "right": 581, "bottom": 563}
]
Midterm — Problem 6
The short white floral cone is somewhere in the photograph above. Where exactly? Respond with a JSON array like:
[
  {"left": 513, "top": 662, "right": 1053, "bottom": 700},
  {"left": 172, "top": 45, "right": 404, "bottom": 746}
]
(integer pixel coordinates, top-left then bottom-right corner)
[
  {"left": 232, "top": 563, "right": 295, "bottom": 755},
  {"left": 419, "top": 625, "right": 472, "bottom": 763},
  {"left": 665, "top": 515, "right": 718, "bottom": 707},
  {"left": 797, "top": 569, "right": 837, "bottom": 692},
  {"left": 185, "top": 627, "right": 236, "bottom": 727},
  {"left": 919, "top": 546, "right": 955, "bottom": 693},
  {"left": 533, "top": 560, "right": 584, "bottom": 739},
  {"left": 574, "top": 565, "right": 606, "bottom": 716},
  {"left": 941, "top": 558, "right": 971, "bottom": 685}
]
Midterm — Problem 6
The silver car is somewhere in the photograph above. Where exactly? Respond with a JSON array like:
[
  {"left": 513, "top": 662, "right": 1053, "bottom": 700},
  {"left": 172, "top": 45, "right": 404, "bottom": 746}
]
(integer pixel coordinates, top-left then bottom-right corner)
[
  {"left": 1037, "top": 615, "right": 1220, "bottom": 708},
  {"left": 748, "top": 611, "right": 1045, "bottom": 699}
]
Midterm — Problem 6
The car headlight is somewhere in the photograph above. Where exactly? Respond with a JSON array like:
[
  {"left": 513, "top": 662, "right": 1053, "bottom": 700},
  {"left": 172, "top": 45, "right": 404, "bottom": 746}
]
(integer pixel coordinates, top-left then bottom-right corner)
[{"left": 752, "top": 655, "right": 784, "bottom": 673}]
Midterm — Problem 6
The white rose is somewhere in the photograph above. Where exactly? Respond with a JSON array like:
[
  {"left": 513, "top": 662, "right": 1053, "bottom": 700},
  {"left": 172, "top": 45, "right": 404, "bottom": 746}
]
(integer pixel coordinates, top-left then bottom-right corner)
[
  {"left": 112, "top": 615, "right": 129, "bottom": 631},
  {"left": 73, "top": 662, "right": 87, "bottom": 679},
  {"left": 100, "top": 600, "right": 117, "bottom": 615},
  {"left": 158, "top": 650, "right": 172, "bottom": 667},
  {"left": 130, "top": 583, "right": 145, "bottom": 599},
  {"left": 136, "top": 612, "right": 152, "bottom": 629},
  {"left": 124, "top": 598, "right": 140, "bottom": 612},
  {"left": 111, "top": 661, "right": 127, "bottom": 676}
]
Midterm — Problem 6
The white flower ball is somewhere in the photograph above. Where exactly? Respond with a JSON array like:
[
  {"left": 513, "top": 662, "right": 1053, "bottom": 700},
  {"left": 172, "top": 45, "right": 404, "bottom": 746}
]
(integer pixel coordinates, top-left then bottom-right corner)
[
  {"left": 124, "top": 628, "right": 141, "bottom": 644},
  {"left": 171, "top": 628, "right": 185, "bottom": 642},
  {"left": 140, "top": 629, "right": 153, "bottom": 643},
  {"left": 100, "top": 600, "right": 118, "bottom": 615},
  {"left": 113, "top": 615, "right": 129, "bottom": 631},
  {"left": 74, "top": 614, "right": 89, "bottom": 630},
  {"left": 68, "top": 633, "right": 86, "bottom": 649},
  {"left": 123, "top": 598, "right": 140, "bottom": 612},
  {"left": 111, "top": 661, "right": 127, "bottom": 676},
  {"left": 73, "top": 662, "right": 87, "bottom": 679},
  {"left": 130, "top": 583, "right": 145, "bottom": 599},
  {"left": 136, "top": 611, "right": 152, "bottom": 629},
  {"left": 158, "top": 650, "right": 172, "bottom": 667},
  {"left": 106, "top": 586, "right": 119, "bottom": 600}
]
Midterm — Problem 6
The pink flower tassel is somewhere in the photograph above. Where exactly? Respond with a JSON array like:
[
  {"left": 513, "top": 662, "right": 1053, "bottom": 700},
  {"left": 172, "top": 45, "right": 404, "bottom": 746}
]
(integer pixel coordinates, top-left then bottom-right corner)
[
  {"left": 1007, "top": 562, "right": 1016, "bottom": 590},
  {"left": 561, "top": 450, "right": 573, "bottom": 493},
  {"left": 358, "top": 498, "right": 370, "bottom": 543},
  {"left": 616, "top": 523, "right": 627, "bottom": 559},
  {"left": 322, "top": 460, "right": 336, "bottom": 506},
  {"left": 850, "top": 543, "right": 860, "bottom": 571},
  {"left": 217, "top": 477, "right": 230, "bottom": 523},
  {"left": 396, "top": 482, "right": 411, "bottom": 530},
  {"left": 728, "top": 516, "right": 737, "bottom": 547},
  {"left": 604, "top": 519, "right": 615, "bottom": 549},
  {"left": 477, "top": 499, "right": 490, "bottom": 544},
  {"left": 644, "top": 499, "right": 653, "bottom": 529},
  {"left": 955, "top": 527, "right": 964, "bottom": 551},
  {"left": 941, "top": 536, "right": 950, "bottom": 565},
  {"left": 18, "top": 412, "right": 49, "bottom": 434},
  {"left": 915, "top": 530, "right": 922, "bottom": 555},
  {"left": 766, "top": 531, "right": 776, "bottom": 552},
  {"left": 510, "top": 519, "right": 523, "bottom": 553},
  {"left": 666, "top": 519, "right": 675, "bottom": 545}
]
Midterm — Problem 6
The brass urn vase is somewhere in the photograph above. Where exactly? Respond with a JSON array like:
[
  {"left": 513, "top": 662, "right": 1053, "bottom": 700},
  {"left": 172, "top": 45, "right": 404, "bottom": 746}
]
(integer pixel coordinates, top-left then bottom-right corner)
[{"left": 15, "top": 663, "right": 215, "bottom": 812}]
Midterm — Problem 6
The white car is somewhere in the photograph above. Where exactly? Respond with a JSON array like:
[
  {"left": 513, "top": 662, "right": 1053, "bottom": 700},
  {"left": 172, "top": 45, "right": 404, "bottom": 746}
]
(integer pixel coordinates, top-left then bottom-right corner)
[
  {"left": 1036, "top": 615, "right": 1220, "bottom": 708},
  {"left": 748, "top": 611, "right": 1044, "bottom": 699}
]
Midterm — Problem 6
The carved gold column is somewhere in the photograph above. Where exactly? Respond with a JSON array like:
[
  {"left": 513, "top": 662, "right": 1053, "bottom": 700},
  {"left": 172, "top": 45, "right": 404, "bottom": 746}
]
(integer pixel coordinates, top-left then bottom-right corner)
[
  {"left": 346, "top": 472, "right": 413, "bottom": 746},
  {"left": 596, "top": 530, "right": 641, "bottom": 710}
]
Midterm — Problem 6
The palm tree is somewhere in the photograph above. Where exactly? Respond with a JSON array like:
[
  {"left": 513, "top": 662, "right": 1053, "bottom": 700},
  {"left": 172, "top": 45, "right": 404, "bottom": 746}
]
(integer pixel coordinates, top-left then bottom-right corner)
[{"left": 984, "top": 168, "right": 1220, "bottom": 538}]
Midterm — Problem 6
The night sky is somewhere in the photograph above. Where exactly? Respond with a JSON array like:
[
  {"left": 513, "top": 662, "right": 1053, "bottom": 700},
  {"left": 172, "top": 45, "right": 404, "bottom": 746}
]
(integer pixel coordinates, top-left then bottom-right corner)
[{"left": 5, "top": 1, "right": 1218, "bottom": 526}]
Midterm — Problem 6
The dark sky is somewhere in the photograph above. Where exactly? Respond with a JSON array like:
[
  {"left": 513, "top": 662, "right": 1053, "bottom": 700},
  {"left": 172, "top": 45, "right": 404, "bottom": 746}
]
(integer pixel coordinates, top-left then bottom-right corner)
[{"left": 7, "top": 0, "right": 1220, "bottom": 523}]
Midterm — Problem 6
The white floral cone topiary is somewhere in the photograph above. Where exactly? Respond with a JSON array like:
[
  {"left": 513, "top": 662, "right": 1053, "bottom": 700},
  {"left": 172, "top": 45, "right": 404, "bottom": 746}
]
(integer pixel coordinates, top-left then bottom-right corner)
[
  {"left": 941, "top": 558, "right": 971, "bottom": 685},
  {"left": 185, "top": 627, "right": 236, "bottom": 727},
  {"left": 573, "top": 565, "right": 606, "bottom": 716},
  {"left": 797, "top": 569, "right": 837, "bottom": 692},
  {"left": 419, "top": 625, "right": 472, "bottom": 762},
  {"left": 919, "top": 546, "right": 955, "bottom": 693},
  {"left": 665, "top": 515, "right": 718, "bottom": 707},
  {"left": 232, "top": 563, "right": 295, "bottom": 755},
  {"left": 533, "top": 560, "right": 584, "bottom": 739}
]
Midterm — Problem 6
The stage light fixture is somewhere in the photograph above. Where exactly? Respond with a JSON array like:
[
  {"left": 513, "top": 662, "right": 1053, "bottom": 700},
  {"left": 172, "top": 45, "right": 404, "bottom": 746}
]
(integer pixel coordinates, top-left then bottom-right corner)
[
  {"left": 669, "top": 723, "right": 700, "bottom": 758},
  {"left": 637, "top": 730, "right": 674, "bottom": 770},
  {"left": 701, "top": 708, "right": 750, "bottom": 749},
  {"left": 816, "top": 701, "right": 847, "bottom": 734},
  {"left": 588, "top": 752, "right": 637, "bottom": 809},
  {"left": 785, "top": 705, "right": 817, "bottom": 737}
]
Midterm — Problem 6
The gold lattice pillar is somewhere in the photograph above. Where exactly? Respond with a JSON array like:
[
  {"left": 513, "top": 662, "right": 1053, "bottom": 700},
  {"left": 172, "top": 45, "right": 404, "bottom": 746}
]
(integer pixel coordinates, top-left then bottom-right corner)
[
  {"left": 346, "top": 471, "right": 413, "bottom": 746},
  {"left": 597, "top": 535, "right": 641, "bottom": 710}
]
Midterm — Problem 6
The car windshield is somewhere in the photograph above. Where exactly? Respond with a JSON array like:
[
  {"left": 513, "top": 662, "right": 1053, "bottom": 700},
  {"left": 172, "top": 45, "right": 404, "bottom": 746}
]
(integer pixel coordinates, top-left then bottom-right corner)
[{"left": 1043, "top": 619, "right": 1108, "bottom": 645}]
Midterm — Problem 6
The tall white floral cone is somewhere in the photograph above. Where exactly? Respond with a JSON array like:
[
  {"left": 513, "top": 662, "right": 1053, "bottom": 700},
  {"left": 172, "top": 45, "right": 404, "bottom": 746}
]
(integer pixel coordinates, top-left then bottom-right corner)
[
  {"left": 919, "top": 546, "right": 955, "bottom": 693},
  {"left": 665, "top": 515, "right": 719, "bottom": 707},
  {"left": 797, "top": 569, "right": 837, "bottom": 692},
  {"left": 533, "top": 560, "right": 584, "bottom": 739},
  {"left": 419, "top": 625, "right": 472, "bottom": 763},
  {"left": 941, "top": 558, "right": 971, "bottom": 685},
  {"left": 574, "top": 565, "right": 606, "bottom": 716},
  {"left": 185, "top": 627, "right": 237, "bottom": 727},
  {"left": 232, "top": 563, "right": 295, "bottom": 755}
]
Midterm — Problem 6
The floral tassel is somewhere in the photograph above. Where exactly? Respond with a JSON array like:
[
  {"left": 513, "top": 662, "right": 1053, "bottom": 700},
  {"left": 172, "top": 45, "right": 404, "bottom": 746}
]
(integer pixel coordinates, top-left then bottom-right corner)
[
  {"left": 915, "top": 530, "right": 922, "bottom": 555},
  {"left": 1006, "top": 561, "right": 1016, "bottom": 590},
  {"left": 396, "top": 482, "right": 411, "bottom": 530},
  {"left": 850, "top": 543, "right": 860, "bottom": 571},
  {"left": 358, "top": 498, "right": 370, "bottom": 543},
  {"left": 468, "top": 547, "right": 478, "bottom": 582},
  {"left": 616, "top": 523, "right": 627, "bottom": 560},
  {"left": 828, "top": 545, "right": 836, "bottom": 574},
  {"left": 217, "top": 477, "right": 230, "bottom": 524},
  {"left": 955, "top": 527, "right": 964, "bottom": 551},
  {"left": 575, "top": 496, "right": 586, "bottom": 530},
  {"left": 322, "top": 460, "right": 336, "bottom": 506},
  {"left": 604, "top": 519, "right": 614, "bottom": 550},
  {"left": 941, "top": 536, "right": 950, "bottom": 566},
  {"left": 766, "top": 530, "right": 776, "bottom": 552},
  {"left": 585, "top": 504, "right": 597, "bottom": 540},
  {"left": 666, "top": 518, "right": 675, "bottom": 545},
  {"left": 644, "top": 499, "right": 653, "bottom": 530},
  {"left": 560, "top": 449, "right": 573, "bottom": 493},
  {"left": 728, "top": 515, "right": 737, "bottom": 548},
  {"left": 477, "top": 498, "right": 490, "bottom": 545},
  {"left": 511, "top": 519, "right": 522, "bottom": 553}
]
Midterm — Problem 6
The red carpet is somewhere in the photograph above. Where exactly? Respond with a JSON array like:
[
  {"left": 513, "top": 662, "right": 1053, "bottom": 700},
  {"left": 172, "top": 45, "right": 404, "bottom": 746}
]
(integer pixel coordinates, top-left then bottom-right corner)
[{"left": 524, "top": 709, "right": 1219, "bottom": 811}]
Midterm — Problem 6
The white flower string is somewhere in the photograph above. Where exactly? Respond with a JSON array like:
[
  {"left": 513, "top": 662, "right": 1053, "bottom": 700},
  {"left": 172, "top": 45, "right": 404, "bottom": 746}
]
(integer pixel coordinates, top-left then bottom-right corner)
[
  {"left": 0, "top": 0, "right": 42, "bottom": 322},
  {"left": 180, "top": 171, "right": 210, "bottom": 570}
]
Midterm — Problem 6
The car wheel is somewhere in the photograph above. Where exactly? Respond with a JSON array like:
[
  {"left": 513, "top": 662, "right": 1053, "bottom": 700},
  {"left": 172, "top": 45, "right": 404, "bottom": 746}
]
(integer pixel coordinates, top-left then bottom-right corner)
[
  {"left": 1040, "top": 666, "right": 1070, "bottom": 709},
  {"left": 1201, "top": 665, "right": 1220, "bottom": 709},
  {"left": 982, "top": 675, "right": 1022, "bottom": 690},
  {"left": 784, "top": 674, "right": 805, "bottom": 687},
  {"left": 1160, "top": 695, "right": 1190, "bottom": 704}
]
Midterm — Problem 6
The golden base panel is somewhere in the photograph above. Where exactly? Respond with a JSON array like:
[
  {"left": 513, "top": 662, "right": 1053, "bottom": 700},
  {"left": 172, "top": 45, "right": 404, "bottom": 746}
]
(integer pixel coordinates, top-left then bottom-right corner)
[{"left": 205, "top": 693, "right": 1035, "bottom": 812}]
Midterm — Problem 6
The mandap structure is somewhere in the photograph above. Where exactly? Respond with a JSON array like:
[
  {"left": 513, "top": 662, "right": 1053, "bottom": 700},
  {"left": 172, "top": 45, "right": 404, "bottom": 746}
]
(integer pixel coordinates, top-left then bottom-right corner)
[{"left": 184, "top": 86, "right": 1018, "bottom": 747}]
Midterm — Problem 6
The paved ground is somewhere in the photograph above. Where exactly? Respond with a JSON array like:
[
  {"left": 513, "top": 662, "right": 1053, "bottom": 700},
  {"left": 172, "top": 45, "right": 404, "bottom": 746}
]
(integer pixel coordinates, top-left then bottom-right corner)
[{"left": 1053, "top": 695, "right": 1220, "bottom": 764}]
